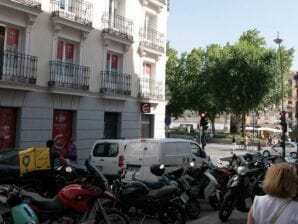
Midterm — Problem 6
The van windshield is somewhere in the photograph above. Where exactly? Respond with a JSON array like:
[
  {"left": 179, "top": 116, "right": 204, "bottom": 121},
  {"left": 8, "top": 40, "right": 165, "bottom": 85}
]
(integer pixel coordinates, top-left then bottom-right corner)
[{"left": 93, "top": 143, "right": 119, "bottom": 157}]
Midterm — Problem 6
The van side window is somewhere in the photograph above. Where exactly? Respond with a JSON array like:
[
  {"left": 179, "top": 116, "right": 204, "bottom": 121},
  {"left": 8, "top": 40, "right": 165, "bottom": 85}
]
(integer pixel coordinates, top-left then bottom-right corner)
[
  {"left": 93, "top": 143, "right": 119, "bottom": 157},
  {"left": 190, "top": 143, "right": 205, "bottom": 158}
]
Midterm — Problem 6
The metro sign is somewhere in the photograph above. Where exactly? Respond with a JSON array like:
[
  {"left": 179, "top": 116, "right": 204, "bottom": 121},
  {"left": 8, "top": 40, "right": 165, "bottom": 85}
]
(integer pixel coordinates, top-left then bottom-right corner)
[{"left": 141, "top": 103, "right": 151, "bottom": 113}]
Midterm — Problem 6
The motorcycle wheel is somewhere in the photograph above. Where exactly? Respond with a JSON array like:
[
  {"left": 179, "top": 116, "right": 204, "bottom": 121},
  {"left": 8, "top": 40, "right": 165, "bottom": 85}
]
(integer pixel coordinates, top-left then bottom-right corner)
[
  {"left": 218, "top": 191, "right": 235, "bottom": 222},
  {"left": 209, "top": 195, "right": 220, "bottom": 210},
  {"left": 159, "top": 204, "right": 186, "bottom": 224},
  {"left": 95, "top": 209, "right": 129, "bottom": 224},
  {"left": 185, "top": 198, "right": 200, "bottom": 219}
]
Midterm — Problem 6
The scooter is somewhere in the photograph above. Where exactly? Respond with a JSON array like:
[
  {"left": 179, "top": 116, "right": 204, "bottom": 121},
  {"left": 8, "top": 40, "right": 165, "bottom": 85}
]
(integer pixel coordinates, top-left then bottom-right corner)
[{"left": 0, "top": 185, "right": 38, "bottom": 224}]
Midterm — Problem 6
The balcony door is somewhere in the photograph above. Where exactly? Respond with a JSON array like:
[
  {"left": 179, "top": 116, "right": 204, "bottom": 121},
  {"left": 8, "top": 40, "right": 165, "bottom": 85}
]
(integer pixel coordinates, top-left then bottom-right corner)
[
  {"left": 104, "top": 51, "right": 122, "bottom": 92},
  {"left": 142, "top": 62, "right": 152, "bottom": 97},
  {"left": 144, "top": 13, "right": 156, "bottom": 42},
  {"left": 56, "top": 39, "right": 76, "bottom": 85},
  {"left": 0, "top": 26, "right": 22, "bottom": 81},
  {"left": 59, "top": 0, "right": 75, "bottom": 16}
]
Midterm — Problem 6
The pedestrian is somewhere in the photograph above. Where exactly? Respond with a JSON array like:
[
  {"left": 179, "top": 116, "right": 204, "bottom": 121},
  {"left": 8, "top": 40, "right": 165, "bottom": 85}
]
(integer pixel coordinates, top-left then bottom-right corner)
[
  {"left": 66, "top": 138, "right": 77, "bottom": 164},
  {"left": 46, "top": 139, "right": 67, "bottom": 169},
  {"left": 247, "top": 163, "right": 298, "bottom": 224},
  {"left": 268, "top": 135, "right": 272, "bottom": 146},
  {"left": 244, "top": 135, "right": 249, "bottom": 150},
  {"left": 232, "top": 136, "right": 236, "bottom": 153}
]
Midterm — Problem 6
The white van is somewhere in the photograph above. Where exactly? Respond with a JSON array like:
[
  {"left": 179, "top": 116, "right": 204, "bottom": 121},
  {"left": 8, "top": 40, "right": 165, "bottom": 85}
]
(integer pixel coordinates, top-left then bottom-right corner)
[{"left": 89, "top": 138, "right": 211, "bottom": 181}]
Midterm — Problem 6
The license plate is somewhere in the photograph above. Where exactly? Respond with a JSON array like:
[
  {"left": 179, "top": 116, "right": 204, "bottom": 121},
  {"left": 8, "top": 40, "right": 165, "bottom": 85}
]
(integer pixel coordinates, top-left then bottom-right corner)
[
  {"left": 245, "top": 197, "right": 252, "bottom": 208},
  {"left": 180, "top": 192, "right": 189, "bottom": 203}
]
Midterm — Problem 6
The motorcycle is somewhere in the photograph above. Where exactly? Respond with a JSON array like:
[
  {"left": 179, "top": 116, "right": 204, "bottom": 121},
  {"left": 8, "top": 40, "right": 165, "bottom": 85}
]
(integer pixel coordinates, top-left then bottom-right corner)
[
  {"left": 218, "top": 162, "right": 267, "bottom": 222},
  {"left": 2, "top": 160, "right": 128, "bottom": 224},
  {"left": 0, "top": 185, "right": 38, "bottom": 224},
  {"left": 112, "top": 169, "right": 186, "bottom": 224},
  {"left": 183, "top": 162, "right": 221, "bottom": 210}
]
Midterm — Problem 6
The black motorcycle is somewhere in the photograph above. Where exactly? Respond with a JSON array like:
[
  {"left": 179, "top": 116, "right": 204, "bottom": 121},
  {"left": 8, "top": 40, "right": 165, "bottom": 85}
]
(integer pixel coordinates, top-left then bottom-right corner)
[
  {"left": 218, "top": 162, "right": 266, "bottom": 222},
  {"left": 111, "top": 170, "right": 186, "bottom": 224}
]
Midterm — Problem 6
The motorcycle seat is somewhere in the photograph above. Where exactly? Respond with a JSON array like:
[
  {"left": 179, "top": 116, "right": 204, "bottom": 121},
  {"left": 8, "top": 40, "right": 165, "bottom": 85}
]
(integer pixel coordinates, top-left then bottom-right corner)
[
  {"left": 147, "top": 185, "right": 178, "bottom": 198},
  {"left": 140, "top": 180, "right": 165, "bottom": 190},
  {"left": 21, "top": 191, "right": 64, "bottom": 211}
]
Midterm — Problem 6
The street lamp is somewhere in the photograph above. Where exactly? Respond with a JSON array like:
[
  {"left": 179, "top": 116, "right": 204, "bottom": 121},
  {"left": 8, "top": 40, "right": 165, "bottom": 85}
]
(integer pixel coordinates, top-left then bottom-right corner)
[
  {"left": 294, "top": 72, "right": 298, "bottom": 142},
  {"left": 274, "top": 33, "right": 286, "bottom": 158}
]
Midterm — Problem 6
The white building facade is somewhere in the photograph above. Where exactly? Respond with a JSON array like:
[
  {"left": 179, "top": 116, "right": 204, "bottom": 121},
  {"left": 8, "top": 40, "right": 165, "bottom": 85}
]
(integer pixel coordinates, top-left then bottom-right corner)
[{"left": 0, "top": 0, "right": 168, "bottom": 161}]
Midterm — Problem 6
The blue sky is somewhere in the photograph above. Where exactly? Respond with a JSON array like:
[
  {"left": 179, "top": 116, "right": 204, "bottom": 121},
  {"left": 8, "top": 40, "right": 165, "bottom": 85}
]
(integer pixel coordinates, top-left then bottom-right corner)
[{"left": 167, "top": 0, "right": 298, "bottom": 70}]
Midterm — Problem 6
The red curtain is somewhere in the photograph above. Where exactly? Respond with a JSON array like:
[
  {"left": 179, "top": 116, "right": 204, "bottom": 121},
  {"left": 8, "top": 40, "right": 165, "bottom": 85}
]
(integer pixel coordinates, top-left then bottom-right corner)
[{"left": 6, "top": 28, "right": 19, "bottom": 51}]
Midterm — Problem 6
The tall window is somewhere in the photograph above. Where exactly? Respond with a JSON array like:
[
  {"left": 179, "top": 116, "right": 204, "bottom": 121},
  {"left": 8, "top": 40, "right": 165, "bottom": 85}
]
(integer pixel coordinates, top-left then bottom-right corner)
[
  {"left": 57, "top": 39, "right": 75, "bottom": 63},
  {"left": 60, "top": 0, "right": 74, "bottom": 12},
  {"left": 106, "top": 51, "right": 122, "bottom": 73}
]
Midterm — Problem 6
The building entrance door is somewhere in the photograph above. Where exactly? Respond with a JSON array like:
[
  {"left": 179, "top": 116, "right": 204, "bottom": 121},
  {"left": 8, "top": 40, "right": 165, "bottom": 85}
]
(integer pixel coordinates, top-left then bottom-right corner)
[
  {"left": 53, "top": 110, "right": 73, "bottom": 157},
  {"left": 0, "top": 107, "right": 17, "bottom": 150},
  {"left": 141, "top": 114, "right": 154, "bottom": 138},
  {"left": 104, "top": 112, "right": 120, "bottom": 139}
]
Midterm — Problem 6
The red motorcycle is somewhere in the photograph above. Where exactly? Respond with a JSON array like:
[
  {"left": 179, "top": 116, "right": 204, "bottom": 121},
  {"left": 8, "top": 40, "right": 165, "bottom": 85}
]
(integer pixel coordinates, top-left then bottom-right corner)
[{"left": 19, "top": 160, "right": 128, "bottom": 224}]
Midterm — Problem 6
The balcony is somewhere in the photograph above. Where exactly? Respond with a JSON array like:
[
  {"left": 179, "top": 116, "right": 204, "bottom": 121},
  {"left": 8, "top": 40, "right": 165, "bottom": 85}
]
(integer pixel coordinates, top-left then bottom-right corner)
[
  {"left": 48, "top": 61, "right": 90, "bottom": 91},
  {"left": 139, "top": 78, "right": 163, "bottom": 100},
  {"left": 139, "top": 27, "right": 165, "bottom": 55},
  {"left": 0, "top": 0, "right": 41, "bottom": 20},
  {"left": 100, "top": 71, "right": 131, "bottom": 96},
  {"left": 50, "top": 0, "right": 93, "bottom": 33},
  {"left": 0, "top": 50, "right": 37, "bottom": 84},
  {"left": 102, "top": 12, "right": 133, "bottom": 46},
  {"left": 140, "top": 0, "right": 167, "bottom": 12}
]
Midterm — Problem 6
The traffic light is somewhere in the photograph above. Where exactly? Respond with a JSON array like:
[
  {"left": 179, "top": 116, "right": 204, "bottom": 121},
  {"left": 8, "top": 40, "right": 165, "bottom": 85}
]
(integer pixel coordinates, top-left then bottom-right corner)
[
  {"left": 279, "top": 111, "right": 287, "bottom": 133},
  {"left": 200, "top": 112, "right": 209, "bottom": 130}
]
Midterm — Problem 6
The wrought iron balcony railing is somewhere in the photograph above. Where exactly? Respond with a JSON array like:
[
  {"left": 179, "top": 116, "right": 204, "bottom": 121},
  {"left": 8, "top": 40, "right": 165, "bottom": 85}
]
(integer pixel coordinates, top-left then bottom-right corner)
[
  {"left": 100, "top": 71, "right": 131, "bottom": 95},
  {"left": 139, "top": 78, "right": 163, "bottom": 100},
  {"left": 139, "top": 27, "right": 165, "bottom": 52},
  {"left": 0, "top": 50, "right": 37, "bottom": 84},
  {"left": 50, "top": 0, "right": 93, "bottom": 26},
  {"left": 102, "top": 12, "right": 133, "bottom": 42},
  {"left": 8, "top": 0, "right": 41, "bottom": 9},
  {"left": 49, "top": 61, "right": 90, "bottom": 90}
]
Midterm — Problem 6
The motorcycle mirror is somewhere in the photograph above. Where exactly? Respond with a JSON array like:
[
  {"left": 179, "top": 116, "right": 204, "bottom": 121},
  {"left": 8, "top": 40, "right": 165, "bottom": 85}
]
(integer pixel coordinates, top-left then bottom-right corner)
[
  {"left": 57, "top": 166, "right": 63, "bottom": 171},
  {"left": 190, "top": 162, "right": 195, "bottom": 167},
  {"left": 65, "top": 167, "right": 72, "bottom": 173}
]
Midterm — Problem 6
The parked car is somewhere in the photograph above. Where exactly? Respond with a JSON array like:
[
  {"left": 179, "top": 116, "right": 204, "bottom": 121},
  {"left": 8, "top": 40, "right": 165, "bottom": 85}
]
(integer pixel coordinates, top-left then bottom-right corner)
[
  {"left": 89, "top": 138, "right": 212, "bottom": 182},
  {"left": 261, "top": 141, "right": 297, "bottom": 157}
]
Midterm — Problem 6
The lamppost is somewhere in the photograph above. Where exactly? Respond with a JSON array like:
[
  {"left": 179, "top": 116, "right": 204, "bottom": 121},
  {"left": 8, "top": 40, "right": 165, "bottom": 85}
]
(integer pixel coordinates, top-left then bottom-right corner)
[
  {"left": 274, "top": 33, "right": 286, "bottom": 158},
  {"left": 294, "top": 72, "right": 298, "bottom": 143}
]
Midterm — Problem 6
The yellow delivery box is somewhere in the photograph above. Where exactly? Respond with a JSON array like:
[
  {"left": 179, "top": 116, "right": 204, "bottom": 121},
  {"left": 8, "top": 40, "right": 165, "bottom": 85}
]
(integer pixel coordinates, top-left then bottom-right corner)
[{"left": 19, "top": 147, "right": 51, "bottom": 175}]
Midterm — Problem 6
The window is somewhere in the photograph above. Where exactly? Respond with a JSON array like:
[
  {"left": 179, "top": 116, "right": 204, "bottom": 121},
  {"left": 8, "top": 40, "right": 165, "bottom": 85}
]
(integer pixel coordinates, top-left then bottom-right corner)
[
  {"left": 190, "top": 143, "right": 205, "bottom": 158},
  {"left": 143, "top": 62, "right": 152, "bottom": 77},
  {"left": 106, "top": 51, "right": 122, "bottom": 72},
  {"left": 93, "top": 143, "right": 119, "bottom": 157},
  {"left": 59, "top": 0, "right": 74, "bottom": 13},
  {"left": 57, "top": 39, "right": 75, "bottom": 63}
]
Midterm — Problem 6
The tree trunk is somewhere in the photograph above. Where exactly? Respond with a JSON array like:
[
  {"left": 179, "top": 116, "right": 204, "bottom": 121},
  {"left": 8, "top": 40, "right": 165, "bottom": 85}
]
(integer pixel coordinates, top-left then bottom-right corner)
[
  {"left": 210, "top": 118, "right": 215, "bottom": 134},
  {"left": 230, "top": 114, "right": 241, "bottom": 133},
  {"left": 241, "top": 112, "right": 247, "bottom": 137}
]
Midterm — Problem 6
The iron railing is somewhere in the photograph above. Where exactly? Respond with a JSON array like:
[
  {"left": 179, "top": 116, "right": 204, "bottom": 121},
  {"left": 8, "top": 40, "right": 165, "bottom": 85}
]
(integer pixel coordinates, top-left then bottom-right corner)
[
  {"left": 139, "top": 27, "right": 165, "bottom": 52},
  {"left": 100, "top": 71, "right": 131, "bottom": 95},
  {"left": 102, "top": 12, "right": 133, "bottom": 42},
  {"left": 0, "top": 50, "right": 37, "bottom": 83},
  {"left": 50, "top": 0, "right": 93, "bottom": 26},
  {"left": 139, "top": 78, "right": 163, "bottom": 100},
  {"left": 49, "top": 61, "right": 90, "bottom": 90},
  {"left": 9, "top": 0, "right": 41, "bottom": 9}
]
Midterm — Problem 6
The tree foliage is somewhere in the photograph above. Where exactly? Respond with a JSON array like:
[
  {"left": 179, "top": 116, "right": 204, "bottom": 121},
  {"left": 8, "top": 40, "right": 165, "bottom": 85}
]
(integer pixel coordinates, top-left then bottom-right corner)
[{"left": 166, "top": 29, "right": 294, "bottom": 135}]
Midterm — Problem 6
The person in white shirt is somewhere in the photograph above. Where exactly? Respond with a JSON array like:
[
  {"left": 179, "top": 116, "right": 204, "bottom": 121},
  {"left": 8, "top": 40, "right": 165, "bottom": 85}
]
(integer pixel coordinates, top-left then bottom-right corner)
[{"left": 247, "top": 163, "right": 298, "bottom": 224}]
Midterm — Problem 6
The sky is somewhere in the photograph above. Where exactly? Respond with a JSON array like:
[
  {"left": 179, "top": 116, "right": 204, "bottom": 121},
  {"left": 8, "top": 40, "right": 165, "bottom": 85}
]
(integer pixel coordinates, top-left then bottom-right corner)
[{"left": 167, "top": 0, "right": 298, "bottom": 70}]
